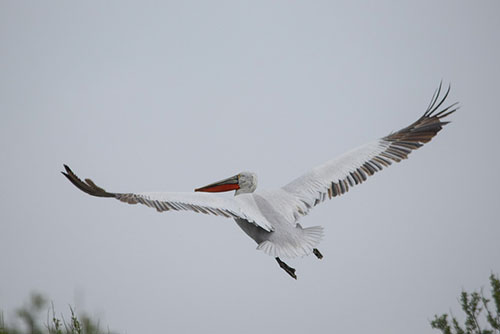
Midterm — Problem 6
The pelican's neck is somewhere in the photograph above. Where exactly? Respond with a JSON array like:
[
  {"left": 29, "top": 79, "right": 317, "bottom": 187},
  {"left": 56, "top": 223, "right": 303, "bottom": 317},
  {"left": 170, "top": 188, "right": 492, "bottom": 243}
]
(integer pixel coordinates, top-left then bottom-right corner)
[{"left": 235, "top": 188, "right": 255, "bottom": 196}]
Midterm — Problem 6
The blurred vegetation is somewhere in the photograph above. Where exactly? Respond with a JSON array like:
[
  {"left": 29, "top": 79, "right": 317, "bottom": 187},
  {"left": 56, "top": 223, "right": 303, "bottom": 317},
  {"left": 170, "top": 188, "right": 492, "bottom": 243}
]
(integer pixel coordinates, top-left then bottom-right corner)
[
  {"left": 431, "top": 273, "right": 500, "bottom": 334},
  {"left": 3, "top": 276, "right": 499, "bottom": 334},
  {"left": 0, "top": 293, "right": 114, "bottom": 334}
]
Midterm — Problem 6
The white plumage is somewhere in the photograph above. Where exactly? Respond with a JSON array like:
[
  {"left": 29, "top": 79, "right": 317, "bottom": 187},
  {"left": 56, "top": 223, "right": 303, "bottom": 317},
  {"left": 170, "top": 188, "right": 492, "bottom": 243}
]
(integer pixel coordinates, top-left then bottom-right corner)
[{"left": 62, "top": 84, "right": 457, "bottom": 279}]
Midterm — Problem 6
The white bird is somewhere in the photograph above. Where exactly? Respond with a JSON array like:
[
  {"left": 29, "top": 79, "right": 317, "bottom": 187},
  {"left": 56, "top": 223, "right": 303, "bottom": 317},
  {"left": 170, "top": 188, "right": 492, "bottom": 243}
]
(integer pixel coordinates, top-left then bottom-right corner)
[{"left": 62, "top": 84, "right": 457, "bottom": 279}]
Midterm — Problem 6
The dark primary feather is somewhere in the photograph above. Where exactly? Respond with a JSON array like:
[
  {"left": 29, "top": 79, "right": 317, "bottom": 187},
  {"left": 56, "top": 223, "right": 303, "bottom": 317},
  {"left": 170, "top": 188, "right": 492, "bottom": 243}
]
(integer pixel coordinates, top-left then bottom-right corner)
[
  {"left": 326, "top": 82, "right": 458, "bottom": 199},
  {"left": 61, "top": 165, "right": 115, "bottom": 198},
  {"left": 382, "top": 83, "right": 458, "bottom": 157}
]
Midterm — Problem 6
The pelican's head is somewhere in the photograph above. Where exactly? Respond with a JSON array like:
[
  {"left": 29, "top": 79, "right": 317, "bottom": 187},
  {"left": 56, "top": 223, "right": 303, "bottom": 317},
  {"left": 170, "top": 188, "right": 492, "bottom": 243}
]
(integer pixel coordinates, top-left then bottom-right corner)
[{"left": 195, "top": 172, "right": 258, "bottom": 195}]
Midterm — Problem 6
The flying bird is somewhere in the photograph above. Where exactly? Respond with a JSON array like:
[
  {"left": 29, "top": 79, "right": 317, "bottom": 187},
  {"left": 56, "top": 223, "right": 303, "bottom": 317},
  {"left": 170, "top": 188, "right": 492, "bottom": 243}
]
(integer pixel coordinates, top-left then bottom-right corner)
[{"left": 62, "top": 84, "right": 458, "bottom": 279}]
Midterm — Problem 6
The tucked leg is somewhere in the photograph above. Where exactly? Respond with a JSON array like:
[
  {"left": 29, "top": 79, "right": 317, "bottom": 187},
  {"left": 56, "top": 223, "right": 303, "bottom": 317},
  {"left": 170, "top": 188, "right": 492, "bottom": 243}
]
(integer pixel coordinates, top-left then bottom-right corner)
[
  {"left": 313, "top": 248, "right": 323, "bottom": 259},
  {"left": 275, "top": 257, "right": 297, "bottom": 280}
]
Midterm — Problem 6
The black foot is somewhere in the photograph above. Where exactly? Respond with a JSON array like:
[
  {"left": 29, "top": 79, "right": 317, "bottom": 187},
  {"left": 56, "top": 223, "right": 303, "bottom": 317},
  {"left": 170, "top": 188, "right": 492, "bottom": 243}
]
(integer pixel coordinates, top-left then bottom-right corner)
[
  {"left": 313, "top": 248, "right": 323, "bottom": 259},
  {"left": 275, "top": 257, "right": 297, "bottom": 280}
]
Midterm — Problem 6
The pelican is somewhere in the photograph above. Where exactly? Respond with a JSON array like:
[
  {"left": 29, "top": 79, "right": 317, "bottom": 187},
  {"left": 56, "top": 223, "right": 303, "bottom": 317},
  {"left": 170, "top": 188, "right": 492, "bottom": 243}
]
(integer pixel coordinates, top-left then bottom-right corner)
[{"left": 62, "top": 84, "right": 457, "bottom": 279}]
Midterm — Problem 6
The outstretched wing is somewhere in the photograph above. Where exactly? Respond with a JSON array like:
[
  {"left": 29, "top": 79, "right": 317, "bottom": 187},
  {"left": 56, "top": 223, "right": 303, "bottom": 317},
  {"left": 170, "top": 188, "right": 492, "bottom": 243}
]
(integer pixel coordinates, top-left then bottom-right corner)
[
  {"left": 280, "top": 83, "right": 458, "bottom": 221},
  {"left": 62, "top": 165, "right": 273, "bottom": 231}
]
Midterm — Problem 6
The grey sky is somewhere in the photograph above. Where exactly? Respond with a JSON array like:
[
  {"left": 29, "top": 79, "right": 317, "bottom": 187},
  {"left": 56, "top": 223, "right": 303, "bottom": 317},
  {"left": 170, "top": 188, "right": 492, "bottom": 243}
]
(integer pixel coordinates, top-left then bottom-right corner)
[{"left": 1, "top": 1, "right": 499, "bottom": 333}]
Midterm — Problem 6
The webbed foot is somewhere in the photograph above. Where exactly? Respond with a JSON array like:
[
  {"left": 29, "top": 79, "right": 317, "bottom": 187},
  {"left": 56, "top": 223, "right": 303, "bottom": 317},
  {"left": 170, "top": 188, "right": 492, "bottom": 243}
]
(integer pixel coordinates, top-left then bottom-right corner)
[
  {"left": 313, "top": 248, "right": 323, "bottom": 259},
  {"left": 275, "top": 257, "right": 297, "bottom": 280}
]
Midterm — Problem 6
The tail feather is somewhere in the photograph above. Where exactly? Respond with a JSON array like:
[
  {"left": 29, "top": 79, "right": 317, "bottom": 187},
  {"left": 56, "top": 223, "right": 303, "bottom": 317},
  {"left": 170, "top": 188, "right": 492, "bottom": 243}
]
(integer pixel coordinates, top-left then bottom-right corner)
[{"left": 257, "top": 225, "right": 324, "bottom": 258}]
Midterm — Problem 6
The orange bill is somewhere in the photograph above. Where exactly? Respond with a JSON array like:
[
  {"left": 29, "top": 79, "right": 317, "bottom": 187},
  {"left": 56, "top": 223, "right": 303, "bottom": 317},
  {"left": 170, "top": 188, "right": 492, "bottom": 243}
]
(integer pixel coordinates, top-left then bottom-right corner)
[{"left": 195, "top": 174, "right": 240, "bottom": 193}]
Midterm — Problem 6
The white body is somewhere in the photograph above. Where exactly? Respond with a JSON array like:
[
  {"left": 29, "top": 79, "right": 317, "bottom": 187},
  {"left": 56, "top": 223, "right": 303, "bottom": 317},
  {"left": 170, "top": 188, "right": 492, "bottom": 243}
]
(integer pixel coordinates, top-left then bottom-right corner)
[{"left": 128, "top": 139, "right": 391, "bottom": 258}]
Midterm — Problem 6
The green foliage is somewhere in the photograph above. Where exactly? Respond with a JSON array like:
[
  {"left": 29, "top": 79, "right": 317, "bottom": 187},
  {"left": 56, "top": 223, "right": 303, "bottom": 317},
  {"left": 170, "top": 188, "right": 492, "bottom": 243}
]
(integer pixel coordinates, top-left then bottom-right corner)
[
  {"left": 431, "top": 274, "right": 500, "bottom": 334},
  {"left": 0, "top": 293, "right": 113, "bottom": 334}
]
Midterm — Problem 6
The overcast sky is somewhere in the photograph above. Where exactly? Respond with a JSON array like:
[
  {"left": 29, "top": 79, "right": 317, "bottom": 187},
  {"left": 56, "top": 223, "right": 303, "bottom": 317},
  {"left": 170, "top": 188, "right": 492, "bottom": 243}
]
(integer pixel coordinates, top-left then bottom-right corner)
[{"left": 1, "top": 1, "right": 499, "bottom": 333}]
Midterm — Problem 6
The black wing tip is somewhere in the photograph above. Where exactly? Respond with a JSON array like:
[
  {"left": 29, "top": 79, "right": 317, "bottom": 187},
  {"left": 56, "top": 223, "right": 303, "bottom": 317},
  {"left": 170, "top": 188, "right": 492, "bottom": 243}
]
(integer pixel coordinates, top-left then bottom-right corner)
[
  {"left": 435, "top": 103, "right": 460, "bottom": 120},
  {"left": 61, "top": 165, "right": 73, "bottom": 179},
  {"left": 61, "top": 164, "right": 75, "bottom": 180},
  {"left": 61, "top": 171, "right": 71, "bottom": 181},
  {"left": 425, "top": 82, "right": 458, "bottom": 120},
  {"left": 383, "top": 82, "right": 458, "bottom": 144},
  {"left": 61, "top": 164, "right": 115, "bottom": 198}
]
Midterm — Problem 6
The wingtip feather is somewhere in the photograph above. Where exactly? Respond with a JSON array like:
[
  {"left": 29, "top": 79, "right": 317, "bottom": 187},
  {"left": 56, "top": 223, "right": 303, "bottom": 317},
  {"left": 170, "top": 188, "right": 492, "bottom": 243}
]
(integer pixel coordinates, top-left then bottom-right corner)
[{"left": 61, "top": 164, "right": 115, "bottom": 198}]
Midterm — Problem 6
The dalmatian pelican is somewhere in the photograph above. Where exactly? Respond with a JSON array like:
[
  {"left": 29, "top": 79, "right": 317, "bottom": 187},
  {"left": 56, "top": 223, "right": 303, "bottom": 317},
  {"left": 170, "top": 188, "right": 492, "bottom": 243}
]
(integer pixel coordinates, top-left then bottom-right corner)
[{"left": 62, "top": 84, "right": 457, "bottom": 279}]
